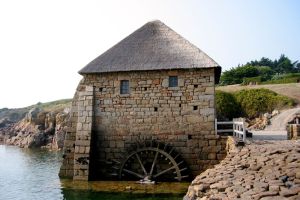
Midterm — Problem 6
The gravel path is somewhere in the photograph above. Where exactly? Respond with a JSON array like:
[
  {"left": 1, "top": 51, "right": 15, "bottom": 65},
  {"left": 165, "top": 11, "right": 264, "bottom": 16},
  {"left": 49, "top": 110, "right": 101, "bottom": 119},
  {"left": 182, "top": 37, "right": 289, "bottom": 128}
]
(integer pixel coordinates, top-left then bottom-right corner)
[
  {"left": 251, "top": 130, "right": 287, "bottom": 140},
  {"left": 250, "top": 107, "right": 300, "bottom": 140},
  {"left": 265, "top": 107, "right": 300, "bottom": 131}
]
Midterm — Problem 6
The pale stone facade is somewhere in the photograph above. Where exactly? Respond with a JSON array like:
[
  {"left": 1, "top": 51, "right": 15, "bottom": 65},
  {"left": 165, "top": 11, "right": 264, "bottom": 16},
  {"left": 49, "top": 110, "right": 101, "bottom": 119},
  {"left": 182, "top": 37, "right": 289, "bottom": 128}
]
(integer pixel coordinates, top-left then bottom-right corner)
[
  {"left": 59, "top": 20, "right": 225, "bottom": 181},
  {"left": 59, "top": 68, "right": 227, "bottom": 181}
]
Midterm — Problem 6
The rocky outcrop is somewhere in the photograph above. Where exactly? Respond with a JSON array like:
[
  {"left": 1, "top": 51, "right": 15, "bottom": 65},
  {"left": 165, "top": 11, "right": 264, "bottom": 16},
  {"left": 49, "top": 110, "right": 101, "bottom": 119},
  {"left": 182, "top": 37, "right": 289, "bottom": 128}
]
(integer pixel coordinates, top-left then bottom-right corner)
[
  {"left": 248, "top": 110, "right": 280, "bottom": 131},
  {"left": 0, "top": 107, "right": 69, "bottom": 149},
  {"left": 184, "top": 139, "right": 300, "bottom": 200}
]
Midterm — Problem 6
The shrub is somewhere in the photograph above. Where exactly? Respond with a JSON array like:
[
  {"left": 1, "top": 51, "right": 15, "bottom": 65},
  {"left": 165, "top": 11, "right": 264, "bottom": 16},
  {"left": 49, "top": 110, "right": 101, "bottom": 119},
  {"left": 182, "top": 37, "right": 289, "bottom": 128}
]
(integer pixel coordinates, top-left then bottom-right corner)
[
  {"left": 215, "top": 90, "right": 241, "bottom": 120},
  {"left": 234, "top": 89, "right": 294, "bottom": 118}
]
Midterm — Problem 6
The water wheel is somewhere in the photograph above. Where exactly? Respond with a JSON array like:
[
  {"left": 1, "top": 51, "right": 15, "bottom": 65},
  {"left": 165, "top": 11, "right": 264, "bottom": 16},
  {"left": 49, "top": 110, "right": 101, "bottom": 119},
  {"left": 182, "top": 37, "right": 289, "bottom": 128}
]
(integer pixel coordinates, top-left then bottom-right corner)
[{"left": 117, "top": 141, "right": 188, "bottom": 182}]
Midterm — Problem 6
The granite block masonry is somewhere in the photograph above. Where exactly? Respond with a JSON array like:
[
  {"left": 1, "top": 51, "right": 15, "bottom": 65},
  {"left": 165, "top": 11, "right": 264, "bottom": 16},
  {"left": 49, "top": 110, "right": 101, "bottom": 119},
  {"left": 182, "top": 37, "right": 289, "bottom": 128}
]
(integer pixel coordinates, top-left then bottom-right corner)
[{"left": 59, "top": 20, "right": 225, "bottom": 181}]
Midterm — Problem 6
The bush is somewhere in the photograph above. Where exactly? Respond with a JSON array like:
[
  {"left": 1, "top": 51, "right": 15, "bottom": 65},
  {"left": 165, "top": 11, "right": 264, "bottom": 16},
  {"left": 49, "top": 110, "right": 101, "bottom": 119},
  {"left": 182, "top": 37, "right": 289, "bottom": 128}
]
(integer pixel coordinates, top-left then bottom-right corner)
[
  {"left": 216, "top": 89, "right": 294, "bottom": 120},
  {"left": 215, "top": 90, "right": 241, "bottom": 120},
  {"left": 262, "top": 73, "right": 300, "bottom": 84},
  {"left": 234, "top": 89, "right": 294, "bottom": 118},
  {"left": 242, "top": 76, "right": 262, "bottom": 85}
]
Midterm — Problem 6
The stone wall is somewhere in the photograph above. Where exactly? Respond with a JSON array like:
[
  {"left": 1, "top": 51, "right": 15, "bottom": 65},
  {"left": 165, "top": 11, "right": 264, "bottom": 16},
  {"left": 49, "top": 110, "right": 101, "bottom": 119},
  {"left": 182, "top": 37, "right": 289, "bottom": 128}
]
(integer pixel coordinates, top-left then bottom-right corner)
[
  {"left": 287, "top": 124, "right": 300, "bottom": 140},
  {"left": 184, "top": 140, "right": 300, "bottom": 200},
  {"left": 59, "top": 81, "right": 81, "bottom": 178},
  {"left": 60, "top": 68, "right": 227, "bottom": 180}
]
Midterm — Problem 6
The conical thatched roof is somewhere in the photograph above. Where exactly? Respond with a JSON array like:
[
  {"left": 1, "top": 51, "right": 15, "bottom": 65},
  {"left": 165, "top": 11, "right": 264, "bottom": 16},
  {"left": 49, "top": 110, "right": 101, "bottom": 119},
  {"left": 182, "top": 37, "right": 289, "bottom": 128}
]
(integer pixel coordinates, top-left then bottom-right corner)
[{"left": 79, "top": 20, "right": 221, "bottom": 82}]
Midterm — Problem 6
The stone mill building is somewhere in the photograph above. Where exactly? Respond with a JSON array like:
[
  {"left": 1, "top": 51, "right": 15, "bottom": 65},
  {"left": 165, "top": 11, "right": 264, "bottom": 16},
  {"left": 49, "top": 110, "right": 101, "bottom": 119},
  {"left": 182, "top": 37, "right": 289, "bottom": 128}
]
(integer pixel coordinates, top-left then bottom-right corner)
[{"left": 59, "top": 20, "right": 225, "bottom": 182}]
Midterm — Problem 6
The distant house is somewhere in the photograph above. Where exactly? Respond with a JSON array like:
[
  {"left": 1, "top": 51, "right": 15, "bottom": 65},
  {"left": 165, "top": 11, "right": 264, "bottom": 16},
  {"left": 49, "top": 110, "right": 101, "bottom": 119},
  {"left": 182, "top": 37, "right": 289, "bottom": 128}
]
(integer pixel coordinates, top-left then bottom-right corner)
[{"left": 59, "top": 20, "right": 225, "bottom": 181}]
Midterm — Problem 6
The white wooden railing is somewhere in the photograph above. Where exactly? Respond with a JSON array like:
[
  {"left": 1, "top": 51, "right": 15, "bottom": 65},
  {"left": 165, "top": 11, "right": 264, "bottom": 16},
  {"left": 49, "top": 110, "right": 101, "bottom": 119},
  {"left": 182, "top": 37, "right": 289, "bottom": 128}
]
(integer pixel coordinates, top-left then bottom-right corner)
[{"left": 215, "top": 118, "right": 246, "bottom": 142}]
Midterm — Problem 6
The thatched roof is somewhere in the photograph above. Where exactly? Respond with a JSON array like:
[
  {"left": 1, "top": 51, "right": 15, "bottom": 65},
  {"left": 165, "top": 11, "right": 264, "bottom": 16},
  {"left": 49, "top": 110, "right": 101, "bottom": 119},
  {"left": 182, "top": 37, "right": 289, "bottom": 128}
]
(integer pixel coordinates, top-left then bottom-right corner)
[{"left": 79, "top": 20, "right": 221, "bottom": 83}]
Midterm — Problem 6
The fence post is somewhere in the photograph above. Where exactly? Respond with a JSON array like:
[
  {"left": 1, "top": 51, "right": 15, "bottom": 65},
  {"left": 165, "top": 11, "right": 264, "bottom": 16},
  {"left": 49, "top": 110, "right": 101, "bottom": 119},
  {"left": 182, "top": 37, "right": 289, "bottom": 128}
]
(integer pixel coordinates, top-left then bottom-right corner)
[
  {"left": 233, "top": 118, "right": 236, "bottom": 137},
  {"left": 242, "top": 118, "right": 246, "bottom": 142},
  {"left": 215, "top": 118, "right": 218, "bottom": 135}
]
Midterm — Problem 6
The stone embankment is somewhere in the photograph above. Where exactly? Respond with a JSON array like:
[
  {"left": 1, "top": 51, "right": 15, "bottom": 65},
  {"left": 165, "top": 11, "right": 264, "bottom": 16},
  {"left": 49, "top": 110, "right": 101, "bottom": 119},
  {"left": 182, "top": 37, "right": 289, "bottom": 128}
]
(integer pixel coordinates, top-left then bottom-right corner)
[
  {"left": 184, "top": 138, "right": 300, "bottom": 200},
  {"left": 0, "top": 107, "right": 69, "bottom": 149}
]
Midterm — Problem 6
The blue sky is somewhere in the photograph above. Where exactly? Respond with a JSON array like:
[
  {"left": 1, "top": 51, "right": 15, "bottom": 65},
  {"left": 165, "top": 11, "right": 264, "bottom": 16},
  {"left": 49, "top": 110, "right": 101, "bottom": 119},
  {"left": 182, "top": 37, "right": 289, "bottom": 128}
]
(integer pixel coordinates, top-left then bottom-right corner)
[{"left": 0, "top": 0, "right": 299, "bottom": 108}]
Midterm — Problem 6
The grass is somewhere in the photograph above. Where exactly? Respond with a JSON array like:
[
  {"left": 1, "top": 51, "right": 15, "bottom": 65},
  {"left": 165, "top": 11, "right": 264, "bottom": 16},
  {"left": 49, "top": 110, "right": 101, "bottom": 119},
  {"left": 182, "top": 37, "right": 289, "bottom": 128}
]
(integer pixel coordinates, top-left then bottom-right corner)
[
  {"left": 0, "top": 99, "right": 72, "bottom": 122},
  {"left": 261, "top": 73, "right": 300, "bottom": 84},
  {"left": 217, "top": 83, "right": 300, "bottom": 104},
  {"left": 36, "top": 99, "right": 72, "bottom": 112}
]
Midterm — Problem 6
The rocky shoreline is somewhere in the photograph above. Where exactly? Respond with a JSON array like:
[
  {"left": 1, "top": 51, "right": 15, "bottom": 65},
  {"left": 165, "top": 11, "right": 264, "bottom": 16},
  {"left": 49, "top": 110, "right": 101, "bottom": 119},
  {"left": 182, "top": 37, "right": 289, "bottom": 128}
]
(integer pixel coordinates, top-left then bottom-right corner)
[
  {"left": 0, "top": 107, "right": 69, "bottom": 149},
  {"left": 184, "top": 138, "right": 300, "bottom": 200}
]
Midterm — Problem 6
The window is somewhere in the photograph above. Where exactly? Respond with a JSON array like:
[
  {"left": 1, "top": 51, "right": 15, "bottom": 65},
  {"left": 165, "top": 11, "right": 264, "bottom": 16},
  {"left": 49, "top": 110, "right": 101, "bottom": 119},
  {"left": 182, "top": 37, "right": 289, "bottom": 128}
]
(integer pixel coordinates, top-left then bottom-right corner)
[
  {"left": 169, "top": 76, "right": 178, "bottom": 87},
  {"left": 120, "top": 80, "right": 129, "bottom": 94}
]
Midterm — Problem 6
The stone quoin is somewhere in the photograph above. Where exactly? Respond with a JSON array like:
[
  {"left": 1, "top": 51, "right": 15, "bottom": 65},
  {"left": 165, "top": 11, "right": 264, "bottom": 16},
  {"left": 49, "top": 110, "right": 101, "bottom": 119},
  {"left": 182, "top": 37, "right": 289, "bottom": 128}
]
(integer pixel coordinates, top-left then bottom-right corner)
[{"left": 59, "top": 20, "right": 226, "bottom": 181}]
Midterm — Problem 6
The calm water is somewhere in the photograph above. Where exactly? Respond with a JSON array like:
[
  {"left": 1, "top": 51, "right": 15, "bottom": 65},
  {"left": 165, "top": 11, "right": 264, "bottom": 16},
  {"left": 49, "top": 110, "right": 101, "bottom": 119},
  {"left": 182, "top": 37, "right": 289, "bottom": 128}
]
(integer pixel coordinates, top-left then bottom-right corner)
[{"left": 0, "top": 145, "right": 187, "bottom": 200}]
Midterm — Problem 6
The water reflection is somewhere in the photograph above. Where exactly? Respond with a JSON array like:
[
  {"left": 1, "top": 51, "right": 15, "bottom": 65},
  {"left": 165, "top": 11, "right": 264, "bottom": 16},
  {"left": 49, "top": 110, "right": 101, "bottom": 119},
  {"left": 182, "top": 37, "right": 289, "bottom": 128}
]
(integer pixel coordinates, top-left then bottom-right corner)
[
  {"left": 0, "top": 145, "right": 187, "bottom": 200},
  {"left": 62, "top": 189, "right": 184, "bottom": 200},
  {"left": 60, "top": 180, "right": 188, "bottom": 200},
  {"left": 0, "top": 145, "right": 63, "bottom": 200}
]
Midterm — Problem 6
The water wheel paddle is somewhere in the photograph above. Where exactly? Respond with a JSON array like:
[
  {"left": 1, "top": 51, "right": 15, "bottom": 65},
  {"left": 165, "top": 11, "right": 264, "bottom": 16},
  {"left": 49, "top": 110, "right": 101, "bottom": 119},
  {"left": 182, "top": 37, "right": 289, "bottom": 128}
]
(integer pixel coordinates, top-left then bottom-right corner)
[{"left": 117, "top": 141, "right": 188, "bottom": 182}]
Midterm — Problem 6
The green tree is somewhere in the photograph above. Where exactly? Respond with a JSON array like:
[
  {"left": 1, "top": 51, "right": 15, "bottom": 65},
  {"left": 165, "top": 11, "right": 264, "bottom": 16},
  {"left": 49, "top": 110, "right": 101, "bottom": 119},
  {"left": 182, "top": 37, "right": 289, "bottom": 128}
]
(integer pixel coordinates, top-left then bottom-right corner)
[
  {"left": 296, "top": 63, "right": 300, "bottom": 72},
  {"left": 255, "top": 66, "right": 273, "bottom": 81},
  {"left": 274, "top": 54, "right": 294, "bottom": 73},
  {"left": 220, "top": 65, "right": 259, "bottom": 85},
  {"left": 220, "top": 55, "right": 299, "bottom": 85},
  {"left": 216, "top": 91, "right": 240, "bottom": 120}
]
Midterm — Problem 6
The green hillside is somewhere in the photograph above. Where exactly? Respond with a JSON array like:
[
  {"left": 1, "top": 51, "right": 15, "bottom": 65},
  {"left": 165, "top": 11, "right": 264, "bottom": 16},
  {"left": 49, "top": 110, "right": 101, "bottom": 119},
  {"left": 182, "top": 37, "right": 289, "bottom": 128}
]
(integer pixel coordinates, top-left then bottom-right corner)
[{"left": 0, "top": 99, "right": 72, "bottom": 122}]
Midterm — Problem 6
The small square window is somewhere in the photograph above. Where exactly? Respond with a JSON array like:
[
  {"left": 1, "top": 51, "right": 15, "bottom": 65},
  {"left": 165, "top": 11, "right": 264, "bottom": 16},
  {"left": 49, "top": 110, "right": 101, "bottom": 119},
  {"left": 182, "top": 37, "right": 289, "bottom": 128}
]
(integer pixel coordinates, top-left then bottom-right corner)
[
  {"left": 193, "top": 106, "right": 198, "bottom": 110},
  {"left": 169, "top": 76, "right": 178, "bottom": 87},
  {"left": 120, "top": 80, "right": 129, "bottom": 94}
]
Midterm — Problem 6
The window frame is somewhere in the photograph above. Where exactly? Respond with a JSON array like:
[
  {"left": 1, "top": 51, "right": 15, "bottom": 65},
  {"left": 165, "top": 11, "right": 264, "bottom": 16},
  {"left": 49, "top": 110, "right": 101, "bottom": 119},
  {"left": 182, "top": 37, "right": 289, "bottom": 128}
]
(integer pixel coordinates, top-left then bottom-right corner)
[
  {"left": 120, "top": 80, "right": 130, "bottom": 95},
  {"left": 169, "top": 76, "right": 178, "bottom": 87}
]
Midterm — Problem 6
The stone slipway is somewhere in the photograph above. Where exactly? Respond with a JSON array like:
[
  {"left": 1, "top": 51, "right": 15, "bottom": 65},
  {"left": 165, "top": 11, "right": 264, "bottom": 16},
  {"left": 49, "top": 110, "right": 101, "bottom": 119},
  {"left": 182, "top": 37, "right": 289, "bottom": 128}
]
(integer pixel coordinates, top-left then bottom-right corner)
[{"left": 184, "top": 138, "right": 300, "bottom": 200}]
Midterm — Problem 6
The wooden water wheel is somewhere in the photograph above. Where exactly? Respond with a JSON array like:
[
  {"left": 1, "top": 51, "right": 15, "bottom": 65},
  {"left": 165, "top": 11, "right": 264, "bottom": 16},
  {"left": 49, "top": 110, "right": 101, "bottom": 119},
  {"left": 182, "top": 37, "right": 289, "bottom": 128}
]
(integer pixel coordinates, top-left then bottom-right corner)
[{"left": 116, "top": 141, "right": 189, "bottom": 182}]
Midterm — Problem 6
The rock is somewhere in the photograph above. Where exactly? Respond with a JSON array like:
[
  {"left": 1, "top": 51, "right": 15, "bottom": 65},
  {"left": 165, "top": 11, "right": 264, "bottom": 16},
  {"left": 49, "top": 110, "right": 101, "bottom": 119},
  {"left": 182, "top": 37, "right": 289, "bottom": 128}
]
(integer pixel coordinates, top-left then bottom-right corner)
[
  {"left": 252, "top": 191, "right": 278, "bottom": 200},
  {"left": 280, "top": 176, "right": 289, "bottom": 183},
  {"left": 272, "top": 110, "right": 279, "bottom": 117},
  {"left": 248, "top": 115, "right": 270, "bottom": 130},
  {"left": 25, "top": 107, "right": 41, "bottom": 123},
  {"left": 260, "top": 196, "right": 288, "bottom": 200},
  {"left": 125, "top": 186, "right": 132, "bottom": 190},
  {"left": 269, "top": 185, "right": 280, "bottom": 192},
  {"left": 185, "top": 140, "right": 300, "bottom": 200},
  {"left": 296, "top": 172, "right": 300, "bottom": 179},
  {"left": 2, "top": 107, "right": 69, "bottom": 150},
  {"left": 210, "top": 181, "right": 231, "bottom": 192},
  {"left": 196, "top": 184, "right": 210, "bottom": 192},
  {"left": 0, "top": 118, "right": 13, "bottom": 128},
  {"left": 280, "top": 186, "right": 300, "bottom": 197},
  {"left": 264, "top": 113, "right": 272, "bottom": 119}
]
